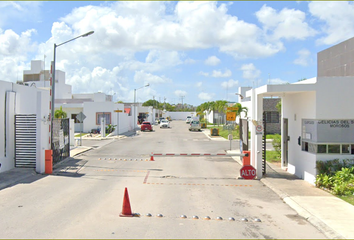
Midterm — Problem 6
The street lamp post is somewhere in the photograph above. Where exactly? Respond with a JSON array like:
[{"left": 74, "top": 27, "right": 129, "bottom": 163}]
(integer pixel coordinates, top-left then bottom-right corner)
[
  {"left": 51, "top": 31, "right": 94, "bottom": 151},
  {"left": 133, "top": 83, "right": 150, "bottom": 134}
]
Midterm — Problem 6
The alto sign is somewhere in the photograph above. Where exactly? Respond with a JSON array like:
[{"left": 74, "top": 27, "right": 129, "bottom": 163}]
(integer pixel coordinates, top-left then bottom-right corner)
[{"left": 240, "top": 165, "right": 256, "bottom": 180}]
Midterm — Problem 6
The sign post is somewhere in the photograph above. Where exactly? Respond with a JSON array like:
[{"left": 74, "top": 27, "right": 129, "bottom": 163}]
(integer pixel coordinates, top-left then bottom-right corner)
[{"left": 76, "top": 112, "right": 86, "bottom": 146}]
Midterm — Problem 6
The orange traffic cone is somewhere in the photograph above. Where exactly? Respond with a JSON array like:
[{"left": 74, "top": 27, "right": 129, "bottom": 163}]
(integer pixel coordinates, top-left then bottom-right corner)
[
  {"left": 119, "top": 187, "right": 133, "bottom": 217},
  {"left": 150, "top": 153, "right": 154, "bottom": 161}
]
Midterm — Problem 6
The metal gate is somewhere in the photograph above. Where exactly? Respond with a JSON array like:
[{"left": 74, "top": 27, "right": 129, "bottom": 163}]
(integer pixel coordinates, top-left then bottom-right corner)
[
  {"left": 239, "top": 119, "right": 249, "bottom": 151},
  {"left": 262, "top": 112, "right": 267, "bottom": 175},
  {"left": 15, "top": 114, "right": 37, "bottom": 168},
  {"left": 52, "top": 118, "right": 70, "bottom": 164}
]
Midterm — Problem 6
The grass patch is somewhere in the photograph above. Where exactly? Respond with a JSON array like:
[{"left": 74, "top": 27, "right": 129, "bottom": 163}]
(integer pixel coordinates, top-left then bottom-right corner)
[
  {"left": 338, "top": 195, "right": 354, "bottom": 206},
  {"left": 75, "top": 133, "right": 88, "bottom": 137},
  {"left": 207, "top": 126, "right": 240, "bottom": 139},
  {"left": 266, "top": 150, "right": 281, "bottom": 163},
  {"left": 266, "top": 134, "right": 277, "bottom": 139}
]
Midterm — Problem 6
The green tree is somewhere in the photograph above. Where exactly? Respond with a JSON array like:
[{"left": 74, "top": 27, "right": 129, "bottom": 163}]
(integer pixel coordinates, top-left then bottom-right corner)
[
  {"left": 276, "top": 99, "right": 281, "bottom": 113},
  {"left": 231, "top": 102, "right": 248, "bottom": 118},
  {"left": 54, "top": 106, "right": 67, "bottom": 119},
  {"left": 142, "top": 99, "right": 160, "bottom": 108}
]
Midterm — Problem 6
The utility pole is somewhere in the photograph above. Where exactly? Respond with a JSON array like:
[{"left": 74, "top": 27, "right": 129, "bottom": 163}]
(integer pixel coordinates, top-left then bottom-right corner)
[{"left": 181, "top": 96, "right": 185, "bottom": 109}]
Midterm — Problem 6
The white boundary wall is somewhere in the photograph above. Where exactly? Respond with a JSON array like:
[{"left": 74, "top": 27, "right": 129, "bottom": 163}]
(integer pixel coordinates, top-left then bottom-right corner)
[{"left": 0, "top": 80, "right": 50, "bottom": 174}]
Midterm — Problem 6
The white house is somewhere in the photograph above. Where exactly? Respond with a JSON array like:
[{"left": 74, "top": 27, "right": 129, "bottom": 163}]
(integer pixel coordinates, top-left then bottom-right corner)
[
  {"left": 23, "top": 60, "right": 137, "bottom": 134},
  {"left": 244, "top": 36, "right": 354, "bottom": 185},
  {"left": 0, "top": 80, "right": 50, "bottom": 174}
]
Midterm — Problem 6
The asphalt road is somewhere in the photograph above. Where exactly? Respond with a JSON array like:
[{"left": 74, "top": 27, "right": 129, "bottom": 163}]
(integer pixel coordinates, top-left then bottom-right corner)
[{"left": 0, "top": 121, "right": 326, "bottom": 238}]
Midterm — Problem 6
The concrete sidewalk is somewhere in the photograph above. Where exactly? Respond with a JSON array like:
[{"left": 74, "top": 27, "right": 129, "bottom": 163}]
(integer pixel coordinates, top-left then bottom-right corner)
[
  {"left": 0, "top": 145, "right": 93, "bottom": 191},
  {"left": 228, "top": 151, "right": 354, "bottom": 239}
]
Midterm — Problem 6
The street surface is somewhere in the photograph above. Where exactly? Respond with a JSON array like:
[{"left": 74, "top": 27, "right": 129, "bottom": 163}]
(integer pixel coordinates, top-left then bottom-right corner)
[{"left": 0, "top": 121, "right": 326, "bottom": 239}]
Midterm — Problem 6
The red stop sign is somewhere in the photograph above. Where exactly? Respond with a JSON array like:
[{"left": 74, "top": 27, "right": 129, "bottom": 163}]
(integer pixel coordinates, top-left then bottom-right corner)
[{"left": 240, "top": 165, "right": 256, "bottom": 180}]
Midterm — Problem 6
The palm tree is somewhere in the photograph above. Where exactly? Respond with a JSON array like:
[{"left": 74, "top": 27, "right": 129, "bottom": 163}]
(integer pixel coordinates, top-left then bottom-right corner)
[
  {"left": 54, "top": 106, "right": 67, "bottom": 119},
  {"left": 232, "top": 102, "right": 248, "bottom": 119}
]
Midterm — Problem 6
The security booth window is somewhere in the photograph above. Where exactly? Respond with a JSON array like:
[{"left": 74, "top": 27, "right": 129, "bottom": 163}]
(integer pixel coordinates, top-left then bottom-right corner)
[
  {"left": 342, "top": 145, "right": 350, "bottom": 154},
  {"left": 328, "top": 145, "right": 340, "bottom": 154},
  {"left": 317, "top": 145, "right": 327, "bottom": 154}
]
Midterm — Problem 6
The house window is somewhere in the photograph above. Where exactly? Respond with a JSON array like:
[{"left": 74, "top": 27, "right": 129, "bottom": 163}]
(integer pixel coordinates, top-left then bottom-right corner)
[
  {"left": 71, "top": 114, "right": 80, "bottom": 123},
  {"left": 265, "top": 111, "right": 279, "bottom": 123},
  {"left": 96, "top": 112, "right": 111, "bottom": 125}
]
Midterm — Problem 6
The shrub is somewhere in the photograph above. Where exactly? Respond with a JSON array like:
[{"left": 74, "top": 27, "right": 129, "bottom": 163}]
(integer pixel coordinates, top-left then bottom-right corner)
[
  {"left": 315, "top": 160, "right": 354, "bottom": 196},
  {"left": 272, "top": 134, "right": 281, "bottom": 159}
]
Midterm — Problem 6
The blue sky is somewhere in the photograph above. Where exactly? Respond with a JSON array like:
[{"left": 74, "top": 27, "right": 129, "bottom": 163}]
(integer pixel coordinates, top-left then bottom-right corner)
[{"left": 1, "top": 1, "right": 354, "bottom": 106}]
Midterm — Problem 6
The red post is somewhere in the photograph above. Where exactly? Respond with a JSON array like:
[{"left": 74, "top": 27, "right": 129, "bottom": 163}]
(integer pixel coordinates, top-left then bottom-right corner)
[
  {"left": 242, "top": 150, "right": 250, "bottom": 166},
  {"left": 45, "top": 150, "right": 53, "bottom": 174}
]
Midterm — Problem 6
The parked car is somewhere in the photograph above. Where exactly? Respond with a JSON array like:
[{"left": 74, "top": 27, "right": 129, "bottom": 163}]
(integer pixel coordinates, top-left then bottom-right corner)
[
  {"left": 186, "top": 116, "right": 192, "bottom": 124},
  {"left": 141, "top": 121, "right": 153, "bottom": 131},
  {"left": 157, "top": 117, "right": 165, "bottom": 124},
  {"left": 160, "top": 119, "right": 170, "bottom": 128},
  {"left": 189, "top": 120, "right": 201, "bottom": 131}
]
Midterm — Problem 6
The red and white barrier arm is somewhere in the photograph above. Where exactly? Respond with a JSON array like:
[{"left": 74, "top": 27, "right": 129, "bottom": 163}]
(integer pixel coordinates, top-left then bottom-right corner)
[{"left": 150, "top": 152, "right": 248, "bottom": 157}]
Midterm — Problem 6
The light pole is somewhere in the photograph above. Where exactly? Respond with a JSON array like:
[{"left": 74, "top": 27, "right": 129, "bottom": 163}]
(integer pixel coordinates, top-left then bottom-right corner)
[
  {"left": 133, "top": 83, "right": 149, "bottom": 134},
  {"left": 51, "top": 31, "right": 94, "bottom": 151},
  {"left": 235, "top": 93, "right": 244, "bottom": 100}
]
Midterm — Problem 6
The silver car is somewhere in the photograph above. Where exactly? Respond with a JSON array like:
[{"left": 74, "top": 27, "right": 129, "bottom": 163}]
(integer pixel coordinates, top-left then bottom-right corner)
[{"left": 189, "top": 120, "right": 201, "bottom": 131}]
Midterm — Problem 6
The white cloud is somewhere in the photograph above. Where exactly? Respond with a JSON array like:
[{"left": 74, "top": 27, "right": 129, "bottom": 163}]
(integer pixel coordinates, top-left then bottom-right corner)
[
  {"left": 0, "top": 2, "right": 42, "bottom": 28},
  {"left": 309, "top": 1, "right": 354, "bottom": 45},
  {"left": 184, "top": 58, "right": 196, "bottom": 64},
  {"left": 174, "top": 90, "right": 187, "bottom": 97},
  {"left": 221, "top": 79, "right": 239, "bottom": 89},
  {"left": 269, "top": 78, "right": 288, "bottom": 85},
  {"left": 256, "top": 4, "right": 317, "bottom": 41},
  {"left": 134, "top": 70, "right": 172, "bottom": 85},
  {"left": 205, "top": 56, "right": 221, "bottom": 66},
  {"left": 199, "top": 71, "right": 209, "bottom": 77},
  {"left": 293, "top": 49, "right": 311, "bottom": 66},
  {"left": 198, "top": 92, "right": 215, "bottom": 101},
  {"left": 57, "top": 1, "right": 283, "bottom": 59},
  {"left": 240, "top": 63, "right": 261, "bottom": 80},
  {"left": 196, "top": 81, "right": 202, "bottom": 87},
  {"left": 212, "top": 69, "right": 232, "bottom": 78}
]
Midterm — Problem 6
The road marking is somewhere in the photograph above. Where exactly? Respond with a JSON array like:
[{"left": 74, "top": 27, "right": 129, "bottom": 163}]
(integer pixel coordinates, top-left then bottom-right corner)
[
  {"left": 95, "top": 169, "right": 147, "bottom": 173},
  {"left": 143, "top": 182, "right": 253, "bottom": 187},
  {"left": 143, "top": 171, "right": 150, "bottom": 184}
]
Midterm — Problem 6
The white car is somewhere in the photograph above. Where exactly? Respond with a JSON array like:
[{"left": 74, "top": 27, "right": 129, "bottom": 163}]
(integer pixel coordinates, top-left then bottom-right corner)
[
  {"left": 186, "top": 116, "right": 192, "bottom": 124},
  {"left": 160, "top": 119, "right": 170, "bottom": 128}
]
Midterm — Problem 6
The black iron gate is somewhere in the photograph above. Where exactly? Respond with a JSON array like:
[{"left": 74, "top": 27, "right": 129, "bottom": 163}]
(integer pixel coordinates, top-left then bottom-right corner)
[
  {"left": 262, "top": 112, "right": 267, "bottom": 175},
  {"left": 52, "top": 118, "right": 70, "bottom": 164},
  {"left": 15, "top": 114, "right": 37, "bottom": 168}
]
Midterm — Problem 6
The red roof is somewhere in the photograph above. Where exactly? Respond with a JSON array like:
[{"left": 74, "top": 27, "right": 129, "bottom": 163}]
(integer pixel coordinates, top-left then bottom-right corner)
[{"left": 124, "top": 108, "right": 131, "bottom": 115}]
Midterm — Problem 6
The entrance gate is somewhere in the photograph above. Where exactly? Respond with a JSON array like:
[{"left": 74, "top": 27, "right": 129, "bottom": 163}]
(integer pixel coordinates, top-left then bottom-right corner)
[
  {"left": 239, "top": 119, "right": 249, "bottom": 151},
  {"left": 15, "top": 114, "right": 37, "bottom": 168},
  {"left": 262, "top": 112, "right": 267, "bottom": 175},
  {"left": 52, "top": 118, "right": 70, "bottom": 164}
]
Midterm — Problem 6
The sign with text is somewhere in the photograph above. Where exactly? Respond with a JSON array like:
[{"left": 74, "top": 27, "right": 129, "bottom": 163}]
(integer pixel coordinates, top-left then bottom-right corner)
[
  {"left": 226, "top": 112, "right": 236, "bottom": 121},
  {"left": 227, "top": 107, "right": 239, "bottom": 111},
  {"left": 240, "top": 165, "right": 256, "bottom": 180},
  {"left": 302, "top": 119, "right": 354, "bottom": 143}
]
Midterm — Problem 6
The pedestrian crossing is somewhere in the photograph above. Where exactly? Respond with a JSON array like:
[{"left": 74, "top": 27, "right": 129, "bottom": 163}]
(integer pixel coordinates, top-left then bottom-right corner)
[{"left": 182, "top": 139, "right": 210, "bottom": 142}]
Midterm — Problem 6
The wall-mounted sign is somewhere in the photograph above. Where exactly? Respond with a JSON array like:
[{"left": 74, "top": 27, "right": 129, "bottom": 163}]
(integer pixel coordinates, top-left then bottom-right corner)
[{"left": 302, "top": 119, "right": 354, "bottom": 143}]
